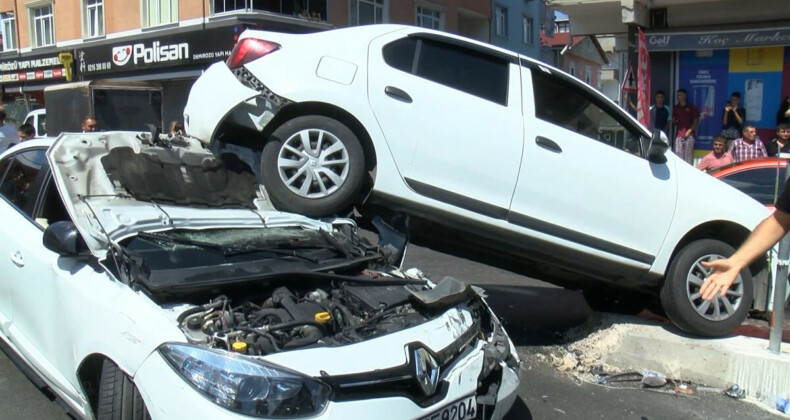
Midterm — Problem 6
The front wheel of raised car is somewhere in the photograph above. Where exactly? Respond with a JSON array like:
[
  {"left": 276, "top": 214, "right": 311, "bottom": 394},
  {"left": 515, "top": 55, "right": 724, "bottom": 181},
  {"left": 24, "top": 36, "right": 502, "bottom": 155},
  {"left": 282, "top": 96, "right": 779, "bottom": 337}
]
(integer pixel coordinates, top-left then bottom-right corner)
[
  {"left": 261, "top": 115, "right": 365, "bottom": 217},
  {"left": 96, "top": 360, "right": 151, "bottom": 420},
  {"left": 660, "top": 239, "right": 753, "bottom": 337}
]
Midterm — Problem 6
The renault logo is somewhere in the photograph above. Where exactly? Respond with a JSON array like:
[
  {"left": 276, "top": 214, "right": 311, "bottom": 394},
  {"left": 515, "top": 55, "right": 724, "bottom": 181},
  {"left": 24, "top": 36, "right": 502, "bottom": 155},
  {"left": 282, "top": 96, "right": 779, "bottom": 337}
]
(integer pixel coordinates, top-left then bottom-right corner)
[{"left": 414, "top": 347, "right": 440, "bottom": 396}]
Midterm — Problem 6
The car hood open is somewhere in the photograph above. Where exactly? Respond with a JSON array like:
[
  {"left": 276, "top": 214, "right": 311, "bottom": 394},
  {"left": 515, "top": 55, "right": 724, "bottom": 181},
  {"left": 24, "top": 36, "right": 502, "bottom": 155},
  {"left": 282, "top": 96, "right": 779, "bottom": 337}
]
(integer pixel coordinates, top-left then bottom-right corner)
[{"left": 47, "top": 131, "right": 336, "bottom": 259}]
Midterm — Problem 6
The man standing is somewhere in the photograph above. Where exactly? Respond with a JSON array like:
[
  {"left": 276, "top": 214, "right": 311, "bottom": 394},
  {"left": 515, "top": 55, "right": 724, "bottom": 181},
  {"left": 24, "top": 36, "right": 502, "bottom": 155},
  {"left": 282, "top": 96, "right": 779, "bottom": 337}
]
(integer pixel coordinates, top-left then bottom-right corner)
[
  {"left": 729, "top": 124, "right": 767, "bottom": 163},
  {"left": 721, "top": 91, "right": 745, "bottom": 140},
  {"left": 672, "top": 89, "right": 699, "bottom": 163},
  {"left": 0, "top": 109, "right": 19, "bottom": 151},
  {"left": 766, "top": 124, "right": 790, "bottom": 157},
  {"left": 696, "top": 136, "right": 733, "bottom": 172},
  {"left": 649, "top": 90, "right": 671, "bottom": 134}
]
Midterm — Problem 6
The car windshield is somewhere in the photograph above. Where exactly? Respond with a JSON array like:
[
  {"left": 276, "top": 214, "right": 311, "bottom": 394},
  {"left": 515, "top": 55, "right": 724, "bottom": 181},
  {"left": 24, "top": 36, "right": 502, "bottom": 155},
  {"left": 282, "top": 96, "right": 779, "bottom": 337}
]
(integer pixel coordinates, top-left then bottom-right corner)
[{"left": 119, "top": 225, "right": 376, "bottom": 295}]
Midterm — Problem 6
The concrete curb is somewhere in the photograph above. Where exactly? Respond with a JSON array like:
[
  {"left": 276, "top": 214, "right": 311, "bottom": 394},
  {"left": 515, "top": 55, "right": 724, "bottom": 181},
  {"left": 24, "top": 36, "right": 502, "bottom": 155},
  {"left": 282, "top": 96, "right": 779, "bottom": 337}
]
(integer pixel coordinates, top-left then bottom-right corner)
[{"left": 600, "top": 318, "right": 789, "bottom": 412}]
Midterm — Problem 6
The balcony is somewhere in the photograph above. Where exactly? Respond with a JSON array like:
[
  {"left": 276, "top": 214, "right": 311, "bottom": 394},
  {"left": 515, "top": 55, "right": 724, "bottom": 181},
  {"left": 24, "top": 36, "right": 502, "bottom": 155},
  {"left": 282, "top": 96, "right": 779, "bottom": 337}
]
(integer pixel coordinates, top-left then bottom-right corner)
[{"left": 213, "top": 0, "right": 328, "bottom": 23}]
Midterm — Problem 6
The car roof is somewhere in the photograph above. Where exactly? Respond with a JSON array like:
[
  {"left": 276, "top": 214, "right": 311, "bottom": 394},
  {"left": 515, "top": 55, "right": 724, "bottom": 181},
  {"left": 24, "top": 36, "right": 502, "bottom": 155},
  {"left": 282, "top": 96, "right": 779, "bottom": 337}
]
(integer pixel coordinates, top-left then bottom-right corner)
[{"left": 709, "top": 157, "right": 787, "bottom": 178}]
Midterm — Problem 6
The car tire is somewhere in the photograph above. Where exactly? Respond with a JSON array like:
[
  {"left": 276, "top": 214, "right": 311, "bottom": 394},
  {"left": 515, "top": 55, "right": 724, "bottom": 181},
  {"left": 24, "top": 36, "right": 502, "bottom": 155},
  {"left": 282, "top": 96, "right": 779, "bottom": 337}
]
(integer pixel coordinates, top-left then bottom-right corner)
[
  {"left": 261, "top": 115, "right": 365, "bottom": 217},
  {"left": 96, "top": 360, "right": 150, "bottom": 420},
  {"left": 582, "top": 287, "right": 646, "bottom": 315},
  {"left": 660, "top": 239, "right": 753, "bottom": 337}
]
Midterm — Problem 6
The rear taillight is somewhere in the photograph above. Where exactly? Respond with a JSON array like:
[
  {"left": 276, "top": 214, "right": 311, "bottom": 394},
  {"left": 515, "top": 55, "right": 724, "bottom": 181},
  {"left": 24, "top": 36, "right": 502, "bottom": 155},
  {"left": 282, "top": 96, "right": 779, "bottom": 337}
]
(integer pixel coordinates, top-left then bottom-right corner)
[{"left": 226, "top": 38, "right": 281, "bottom": 69}]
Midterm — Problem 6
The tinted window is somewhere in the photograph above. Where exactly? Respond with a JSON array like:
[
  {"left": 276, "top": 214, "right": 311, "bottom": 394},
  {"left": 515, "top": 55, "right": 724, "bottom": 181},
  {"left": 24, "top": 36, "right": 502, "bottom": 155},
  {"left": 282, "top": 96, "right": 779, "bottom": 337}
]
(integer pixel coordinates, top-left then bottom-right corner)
[
  {"left": 719, "top": 167, "right": 785, "bottom": 206},
  {"left": 382, "top": 37, "right": 510, "bottom": 105},
  {"left": 0, "top": 149, "right": 47, "bottom": 214},
  {"left": 531, "top": 68, "right": 644, "bottom": 157},
  {"left": 383, "top": 37, "right": 417, "bottom": 73}
]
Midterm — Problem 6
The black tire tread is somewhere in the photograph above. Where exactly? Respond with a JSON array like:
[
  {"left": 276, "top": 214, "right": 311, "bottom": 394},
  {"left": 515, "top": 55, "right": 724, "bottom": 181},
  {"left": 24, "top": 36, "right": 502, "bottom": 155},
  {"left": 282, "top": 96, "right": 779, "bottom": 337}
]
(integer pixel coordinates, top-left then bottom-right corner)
[
  {"left": 96, "top": 360, "right": 150, "bottom": 420},
  {"left": 660, "top": 239, "right": 753, "bottom": 337}
]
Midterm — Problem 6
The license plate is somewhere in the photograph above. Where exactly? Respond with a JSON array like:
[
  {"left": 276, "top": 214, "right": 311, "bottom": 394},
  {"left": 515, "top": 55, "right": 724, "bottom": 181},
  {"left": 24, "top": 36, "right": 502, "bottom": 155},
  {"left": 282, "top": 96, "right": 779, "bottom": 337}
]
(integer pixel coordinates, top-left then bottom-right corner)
[{"left": 419, "top": 395, "right": 477, "bottom": 420}]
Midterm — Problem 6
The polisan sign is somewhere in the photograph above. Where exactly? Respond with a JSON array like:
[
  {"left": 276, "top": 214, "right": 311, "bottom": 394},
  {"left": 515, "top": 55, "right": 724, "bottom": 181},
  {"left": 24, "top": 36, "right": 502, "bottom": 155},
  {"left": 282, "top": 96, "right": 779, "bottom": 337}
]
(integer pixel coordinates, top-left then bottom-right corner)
[
  {"left": 112, "top": 41, "right": 189, "bottom": 66},
  {"left": 78, "top": 26, "right": 237, "bottom": 75}
]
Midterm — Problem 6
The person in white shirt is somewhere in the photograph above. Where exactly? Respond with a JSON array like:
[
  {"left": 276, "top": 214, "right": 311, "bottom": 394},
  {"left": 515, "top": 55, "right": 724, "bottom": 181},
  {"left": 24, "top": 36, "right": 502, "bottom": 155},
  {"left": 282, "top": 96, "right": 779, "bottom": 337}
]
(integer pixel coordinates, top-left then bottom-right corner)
[{"left": 0, "top": 109, "right": 19, "bottom": 151}]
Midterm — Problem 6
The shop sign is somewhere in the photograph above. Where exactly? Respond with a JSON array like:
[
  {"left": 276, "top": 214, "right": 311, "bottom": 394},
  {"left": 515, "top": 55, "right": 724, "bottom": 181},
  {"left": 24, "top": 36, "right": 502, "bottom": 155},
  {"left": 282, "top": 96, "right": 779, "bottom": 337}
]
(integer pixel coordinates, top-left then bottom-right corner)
[
  {"left": 645, "top": 27, "right": 790, "bottom": 51},
  {"left": 78, "top": 26, "right": 237, "bottom": 75},
  {"left": 0, "top": 53, "right": 67, "bottom": 83}
]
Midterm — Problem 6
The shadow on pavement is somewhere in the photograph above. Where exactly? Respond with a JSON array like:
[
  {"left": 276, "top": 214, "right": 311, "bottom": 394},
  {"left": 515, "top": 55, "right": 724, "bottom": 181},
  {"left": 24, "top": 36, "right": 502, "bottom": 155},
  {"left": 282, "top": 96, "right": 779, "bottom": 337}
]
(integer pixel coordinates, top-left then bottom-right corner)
[
  {"left": 502, "top": 397, "right": 532, "bottom": 420},
  {"left": 476, "top": 284, "right": 593, "bottom": 346}
]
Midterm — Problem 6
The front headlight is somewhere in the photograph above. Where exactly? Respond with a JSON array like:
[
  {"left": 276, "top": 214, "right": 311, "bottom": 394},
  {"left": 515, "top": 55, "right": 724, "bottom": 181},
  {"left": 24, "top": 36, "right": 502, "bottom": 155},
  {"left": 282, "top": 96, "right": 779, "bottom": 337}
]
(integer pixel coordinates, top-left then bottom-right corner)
[{"left": 159, "top": 343, "right": 330, "bottom": 418}]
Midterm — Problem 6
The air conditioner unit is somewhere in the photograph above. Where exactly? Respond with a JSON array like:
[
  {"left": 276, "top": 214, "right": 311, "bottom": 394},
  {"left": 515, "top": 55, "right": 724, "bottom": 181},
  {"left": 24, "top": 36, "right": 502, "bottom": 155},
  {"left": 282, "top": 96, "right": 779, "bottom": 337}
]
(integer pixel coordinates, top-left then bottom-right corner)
[{"left": 650, "top": 8, "right": 668, "bottom": 29}]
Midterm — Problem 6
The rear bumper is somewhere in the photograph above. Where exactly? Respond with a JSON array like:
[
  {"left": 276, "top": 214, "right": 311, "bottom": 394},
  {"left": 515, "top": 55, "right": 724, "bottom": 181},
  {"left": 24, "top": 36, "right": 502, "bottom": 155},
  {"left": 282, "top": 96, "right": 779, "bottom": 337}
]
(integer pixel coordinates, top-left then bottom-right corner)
[{"left": 183, "top": 62, "right": 261, "bottom": 144}]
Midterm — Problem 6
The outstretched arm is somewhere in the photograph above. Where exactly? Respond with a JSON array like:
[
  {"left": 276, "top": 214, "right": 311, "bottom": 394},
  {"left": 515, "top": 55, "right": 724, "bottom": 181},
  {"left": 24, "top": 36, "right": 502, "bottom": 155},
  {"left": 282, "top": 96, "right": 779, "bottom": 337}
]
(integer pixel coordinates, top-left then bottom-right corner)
[{"left": 700, "top": 211, "right": 790, "bottom": 300}]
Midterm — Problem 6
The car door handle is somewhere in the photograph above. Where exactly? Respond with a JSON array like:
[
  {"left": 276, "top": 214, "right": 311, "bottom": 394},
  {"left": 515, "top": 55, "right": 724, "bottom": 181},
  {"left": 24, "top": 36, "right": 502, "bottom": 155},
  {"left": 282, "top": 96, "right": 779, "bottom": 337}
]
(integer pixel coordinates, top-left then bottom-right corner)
[
  {"left": 9, "top": 251, "right": 24, "bottom": 268},
  {"left": 384, "top": 86, "right": 413, "bottom": 103},
  {"left": 536, "top": 136, "right": 562, "bottom": 153}
]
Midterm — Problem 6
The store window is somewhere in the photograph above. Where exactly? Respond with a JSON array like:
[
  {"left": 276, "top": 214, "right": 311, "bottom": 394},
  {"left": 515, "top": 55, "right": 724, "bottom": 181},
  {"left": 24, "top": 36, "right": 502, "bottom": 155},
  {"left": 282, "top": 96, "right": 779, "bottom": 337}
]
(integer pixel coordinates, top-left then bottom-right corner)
[
  {"left": 522, "top": 16, "right": 533, "bottom": 45},
  {"left": 350, "top": 0, "right": 386, "bottom": 26},
  {"left": 1, "top": 12, "right": 16, "bottom": 51},
  {"left": 84, "top": 0, "right": 104, "bottom": 38},
  {"left": 143, "top": 0, "right": 177, "bottom": 27},
  {"left": 494, "top": 5, "right": 507, "bottom": 37},
  {"left": 531, "top": 67, "right": 644, "bottom": 157},
  {"left": 416, "top": 6, "right": 442, "bottom": 30},
  {"left": 212, "top": 0, "right": 327, "bottom": 21},
  {"left": 29, "top": 4, "right": 54, "bottom": 48}
]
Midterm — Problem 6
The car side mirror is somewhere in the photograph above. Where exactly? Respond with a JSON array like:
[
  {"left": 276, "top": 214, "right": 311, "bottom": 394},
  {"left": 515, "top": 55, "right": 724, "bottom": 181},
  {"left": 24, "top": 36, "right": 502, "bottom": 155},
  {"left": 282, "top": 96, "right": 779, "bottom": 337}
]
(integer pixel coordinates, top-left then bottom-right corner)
[
  {"left": 647, "top": 129, "right": 669, "bottom": 163},
  {"left": 43, "top": 221, "right": 90, "bottom": 257}
]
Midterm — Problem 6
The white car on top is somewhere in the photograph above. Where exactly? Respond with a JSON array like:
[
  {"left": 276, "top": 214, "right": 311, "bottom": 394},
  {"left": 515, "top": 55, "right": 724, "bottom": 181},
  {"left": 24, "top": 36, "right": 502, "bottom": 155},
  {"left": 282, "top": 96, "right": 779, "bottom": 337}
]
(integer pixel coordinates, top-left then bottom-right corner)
[
  {"left": 0, "top": 133, "right": 519, "bottom": 419},
  {"left": 184, "top": 24, "right": 769, "bottom": 337}
]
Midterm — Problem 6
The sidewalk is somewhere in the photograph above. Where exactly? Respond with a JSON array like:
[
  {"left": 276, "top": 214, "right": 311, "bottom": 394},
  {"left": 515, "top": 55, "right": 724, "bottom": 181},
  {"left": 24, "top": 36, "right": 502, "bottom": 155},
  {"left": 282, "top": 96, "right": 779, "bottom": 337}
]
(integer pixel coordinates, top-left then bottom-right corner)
[{"left": 583, "top": 313, "right": 790, "bottom": 413}]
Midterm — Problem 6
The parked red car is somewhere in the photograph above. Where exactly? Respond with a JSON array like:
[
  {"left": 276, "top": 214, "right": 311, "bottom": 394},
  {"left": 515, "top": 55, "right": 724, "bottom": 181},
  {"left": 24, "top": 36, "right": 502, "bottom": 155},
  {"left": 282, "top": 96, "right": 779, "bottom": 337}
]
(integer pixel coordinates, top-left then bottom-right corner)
[{"left": 709, "top": 157, "right": 789, "bottom": 208}]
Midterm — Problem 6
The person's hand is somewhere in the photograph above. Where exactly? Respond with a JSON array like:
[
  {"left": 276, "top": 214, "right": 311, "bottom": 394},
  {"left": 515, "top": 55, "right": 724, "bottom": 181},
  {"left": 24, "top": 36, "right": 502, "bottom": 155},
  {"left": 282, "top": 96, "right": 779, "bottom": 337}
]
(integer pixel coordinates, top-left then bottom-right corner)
[
  {"left": 699, "top": 259, "right": 740, "bottom": 300},
  {"left": 725, "top": 105, "right": 732, "bottom": 111}
]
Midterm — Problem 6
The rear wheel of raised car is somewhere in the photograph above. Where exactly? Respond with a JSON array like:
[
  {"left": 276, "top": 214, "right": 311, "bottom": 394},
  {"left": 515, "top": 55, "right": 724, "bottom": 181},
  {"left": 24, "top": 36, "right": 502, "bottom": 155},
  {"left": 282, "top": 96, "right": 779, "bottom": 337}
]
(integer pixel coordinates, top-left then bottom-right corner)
[
  {"left": 96, "top": 360, "right": 151, "bottom": 420},
  {"left": 660, "top": 239, "right": 753, "bottom": 337},
  {"left": 261, "top": 115, "right": 365, "bottom": 217}
]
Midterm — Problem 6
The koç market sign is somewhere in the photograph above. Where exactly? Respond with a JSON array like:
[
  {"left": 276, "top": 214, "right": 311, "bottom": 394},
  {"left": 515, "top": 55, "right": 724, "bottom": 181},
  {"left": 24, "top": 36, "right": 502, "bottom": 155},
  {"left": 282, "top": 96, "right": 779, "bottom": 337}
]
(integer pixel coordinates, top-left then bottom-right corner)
[
  {"left": 645, "top": 27, "right": 790, "bottom": 51},
  {"left": 0, "top": 54, "right": 66, "bottom": 82},
  {"left": 79, "top": 26, "right": 236, "bottom": 75}
]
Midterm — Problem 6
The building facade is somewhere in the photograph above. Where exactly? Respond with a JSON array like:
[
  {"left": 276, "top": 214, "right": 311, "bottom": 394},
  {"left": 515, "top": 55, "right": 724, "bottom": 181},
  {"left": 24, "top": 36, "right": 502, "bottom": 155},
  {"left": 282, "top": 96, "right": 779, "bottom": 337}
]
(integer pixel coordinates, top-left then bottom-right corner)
[
  {"left": 489, "top": 0, "right": 542, "bottom": 59},
  {"left": 540, "top": 17, "right": 607, "bottom": 89},
  {"left": 0, "top": 0, "right": 496, "bottom": 128},
  {"left": 549, "top": 0, "right": 790, "bottom": 156}
]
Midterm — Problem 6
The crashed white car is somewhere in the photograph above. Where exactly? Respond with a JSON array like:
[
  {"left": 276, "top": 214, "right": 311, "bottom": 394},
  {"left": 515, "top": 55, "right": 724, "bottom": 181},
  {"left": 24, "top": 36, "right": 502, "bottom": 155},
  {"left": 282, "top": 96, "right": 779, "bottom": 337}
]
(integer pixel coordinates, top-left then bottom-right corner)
[
  {"left": 185, "top": 24, "right": 770, "bottom": 337},
  {"left": 0, "top": 133, "right": 519, "bottom": 419}
]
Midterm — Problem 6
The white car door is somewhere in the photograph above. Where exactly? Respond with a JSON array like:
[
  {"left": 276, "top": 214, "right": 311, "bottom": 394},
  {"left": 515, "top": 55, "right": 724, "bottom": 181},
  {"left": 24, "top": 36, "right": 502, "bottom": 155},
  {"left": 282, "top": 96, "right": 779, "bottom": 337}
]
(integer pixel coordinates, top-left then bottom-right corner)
[
  {"left": 368, "top": 33, "right": 523, "bottom": 215},
  {"left": 509, "top": 64, "right": 676, "bottom": 266},
  {"left": 0, "top": 148, "right": 84, "bottom": 402}
]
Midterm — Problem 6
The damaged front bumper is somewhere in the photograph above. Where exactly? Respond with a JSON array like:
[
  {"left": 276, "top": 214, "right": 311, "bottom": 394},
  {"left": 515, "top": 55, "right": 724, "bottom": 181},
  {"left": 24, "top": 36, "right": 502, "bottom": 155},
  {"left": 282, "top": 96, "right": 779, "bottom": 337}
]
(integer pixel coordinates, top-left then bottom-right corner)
[{"left": 134, "top": 287, "right": 520, "bottom": 420}]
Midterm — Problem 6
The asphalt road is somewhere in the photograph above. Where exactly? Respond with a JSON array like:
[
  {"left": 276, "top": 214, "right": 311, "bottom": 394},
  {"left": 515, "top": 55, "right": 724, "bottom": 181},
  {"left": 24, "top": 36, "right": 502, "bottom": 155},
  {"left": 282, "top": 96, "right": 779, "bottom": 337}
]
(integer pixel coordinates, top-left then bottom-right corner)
[{"left": 0, "top": 242, "right": 783, "bottom": 419}]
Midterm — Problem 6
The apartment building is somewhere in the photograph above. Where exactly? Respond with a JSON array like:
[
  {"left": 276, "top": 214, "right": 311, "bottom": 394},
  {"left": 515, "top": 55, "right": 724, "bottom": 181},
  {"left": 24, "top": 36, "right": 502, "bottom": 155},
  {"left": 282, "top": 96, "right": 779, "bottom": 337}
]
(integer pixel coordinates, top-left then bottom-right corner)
[{"left": 0, "top": 1, "right": 493, "bottom": 126}]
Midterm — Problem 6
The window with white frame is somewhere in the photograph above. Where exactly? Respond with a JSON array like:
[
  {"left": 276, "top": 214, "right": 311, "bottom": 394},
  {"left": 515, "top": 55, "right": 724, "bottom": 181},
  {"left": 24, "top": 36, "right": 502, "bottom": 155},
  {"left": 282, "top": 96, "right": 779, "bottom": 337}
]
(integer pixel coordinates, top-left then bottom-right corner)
[
  {"left": 29, "top": 4, "right": 54, "bottom": 48},
  {"left": 522, "top": 15, "right": 533, "bottom": 44},
  {"left": 585, "top": 65, "right": 591, "bottom": 85},
  {"left": 1, "top": 12, "right": 16, "bottom": 51},
  {"left": 143, "top": 0, "right": 177, "bottom": 27},
  {"left": 350, "top": 0, "right": 386, "bottom": 26},
  {"left": 568, "top": 60, "right": 576, "bottom": 76},
  {"left": 416, "top": 6, "right": 441, "bottom": 30},
  {"left": 494, "top": 6, "right": 507, "bottom": 37},
  {"left": 84, "top": 0, "right": 104, "bottom": 38}
]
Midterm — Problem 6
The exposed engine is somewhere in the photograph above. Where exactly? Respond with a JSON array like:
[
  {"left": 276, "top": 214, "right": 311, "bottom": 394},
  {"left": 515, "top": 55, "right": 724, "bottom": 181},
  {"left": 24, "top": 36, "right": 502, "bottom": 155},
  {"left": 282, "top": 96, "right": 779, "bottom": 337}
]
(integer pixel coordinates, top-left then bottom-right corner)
[{"left": 176, "top": 274, "right": 466, "bottom": 356}]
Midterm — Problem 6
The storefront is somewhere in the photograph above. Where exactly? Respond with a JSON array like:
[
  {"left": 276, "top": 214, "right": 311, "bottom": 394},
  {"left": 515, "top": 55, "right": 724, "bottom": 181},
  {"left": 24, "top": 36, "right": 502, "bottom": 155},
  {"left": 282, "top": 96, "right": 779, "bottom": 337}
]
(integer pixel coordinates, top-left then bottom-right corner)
[
  {"left": 645, "top": 27, "right": 790, "bottom": 154},
  {"left": 0, "top": 51, "right": 72, "bottom": 126}
]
